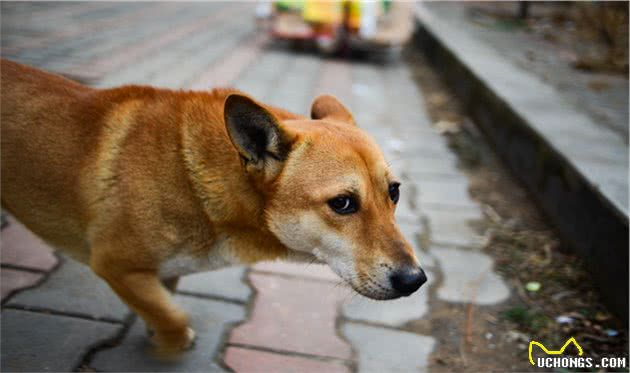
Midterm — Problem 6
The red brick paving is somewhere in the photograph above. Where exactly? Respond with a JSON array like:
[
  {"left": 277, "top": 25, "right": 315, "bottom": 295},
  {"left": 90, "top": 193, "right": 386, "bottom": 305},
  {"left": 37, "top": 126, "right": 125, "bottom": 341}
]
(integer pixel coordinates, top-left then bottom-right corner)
[
  {"left": 2, "top": 3, "right": 163, "bottom": 55},
  {"left": 229, "top": 273, "right": 353, "bottom": 360},
  {"left": 75, "top": 3, "right": 249, "bottom": 78},
  {"left": 1, "top": 217, "right": 57, "bottom": 271},
  {"left": 253, "top": 262, "right": 340, "bottom": 282},
  {"left": 1, "top": 268, "right": 44, "bottom": 302},
  {"left": 224, "top": 346, "right": 350, "bottom": 373},
  {"left": 4, "top": 2, "right": 114, "bottom": 31}
]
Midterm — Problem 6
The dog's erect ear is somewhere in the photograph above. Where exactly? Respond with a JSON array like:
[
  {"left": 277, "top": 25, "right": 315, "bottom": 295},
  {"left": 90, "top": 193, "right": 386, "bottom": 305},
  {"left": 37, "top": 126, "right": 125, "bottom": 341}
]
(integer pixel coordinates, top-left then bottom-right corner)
[
  {"left": 224, "top": 94, "right": 293, "bottom": 171},
  {"left": 310, "top": 94, "right": 355, "bottom": 125}
]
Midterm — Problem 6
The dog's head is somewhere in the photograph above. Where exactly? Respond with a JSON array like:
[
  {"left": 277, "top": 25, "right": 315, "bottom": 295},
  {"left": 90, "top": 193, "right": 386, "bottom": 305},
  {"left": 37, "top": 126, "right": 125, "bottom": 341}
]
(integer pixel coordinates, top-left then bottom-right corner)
[{"left": 224, "top": 93, "right": 426, "bottom": 300}]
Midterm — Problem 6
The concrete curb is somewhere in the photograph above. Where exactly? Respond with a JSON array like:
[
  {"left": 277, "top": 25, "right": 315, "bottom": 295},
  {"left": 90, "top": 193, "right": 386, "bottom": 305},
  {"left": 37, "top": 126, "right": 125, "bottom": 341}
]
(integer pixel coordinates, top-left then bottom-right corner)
[{"left": 413, "top": 4, "right": 628, "bottom": 321}]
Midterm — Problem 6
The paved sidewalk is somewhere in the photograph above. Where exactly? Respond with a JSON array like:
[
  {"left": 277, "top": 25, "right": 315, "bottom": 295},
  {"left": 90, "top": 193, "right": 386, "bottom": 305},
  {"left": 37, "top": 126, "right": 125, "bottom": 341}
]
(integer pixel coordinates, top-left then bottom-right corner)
[{"left": 1, "top": 3, "right": 511, "bottom": 372}]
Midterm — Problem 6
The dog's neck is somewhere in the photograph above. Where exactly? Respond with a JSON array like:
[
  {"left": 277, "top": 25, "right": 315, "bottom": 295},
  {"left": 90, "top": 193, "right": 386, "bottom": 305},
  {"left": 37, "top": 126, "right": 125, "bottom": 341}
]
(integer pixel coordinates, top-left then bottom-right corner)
[
  {"left": 177, "top": 90, "right": 323, "bottom": 265},
  {"left": 179, "top": 112, "right": 296, "bottom": 264}
]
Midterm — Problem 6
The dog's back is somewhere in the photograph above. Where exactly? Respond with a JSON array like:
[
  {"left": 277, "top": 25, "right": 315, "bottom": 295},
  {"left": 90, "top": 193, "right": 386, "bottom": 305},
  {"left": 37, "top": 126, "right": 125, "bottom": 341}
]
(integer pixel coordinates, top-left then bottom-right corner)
[{"left": 1, "top": 60, "right": 261, "bottom": 261}]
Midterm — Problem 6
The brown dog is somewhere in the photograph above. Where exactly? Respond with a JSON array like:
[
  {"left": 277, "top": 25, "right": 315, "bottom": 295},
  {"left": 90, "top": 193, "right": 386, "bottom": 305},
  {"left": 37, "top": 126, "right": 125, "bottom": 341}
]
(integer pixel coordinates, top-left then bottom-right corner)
[{"left": 1, "top": 59, "right": 427, "bottom": 354}]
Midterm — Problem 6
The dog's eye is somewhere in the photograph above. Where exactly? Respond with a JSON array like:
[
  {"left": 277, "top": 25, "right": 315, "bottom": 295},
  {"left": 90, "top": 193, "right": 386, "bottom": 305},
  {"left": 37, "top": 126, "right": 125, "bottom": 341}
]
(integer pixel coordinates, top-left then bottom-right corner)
[
  {"left": 389, "top": 182, "right": 400, "bottom": 204},
  {"left": 328, "top": 195, "right": 358, "bottom": 215}
]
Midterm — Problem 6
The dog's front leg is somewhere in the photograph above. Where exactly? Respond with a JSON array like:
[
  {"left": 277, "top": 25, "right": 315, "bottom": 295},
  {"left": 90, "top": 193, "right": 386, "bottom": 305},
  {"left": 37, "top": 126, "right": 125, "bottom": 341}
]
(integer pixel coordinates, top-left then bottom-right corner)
[
  {"left": 90, "top": 255, "right": 194, "bottom": 354},
  {"left": 144, "top": 276, "right": 181, "bottom": 338}
]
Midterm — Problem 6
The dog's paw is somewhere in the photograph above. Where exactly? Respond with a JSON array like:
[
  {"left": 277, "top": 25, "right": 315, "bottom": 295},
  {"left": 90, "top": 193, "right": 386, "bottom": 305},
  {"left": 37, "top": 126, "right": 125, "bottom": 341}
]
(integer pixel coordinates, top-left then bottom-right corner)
[
  {"left": 151, "top": 327, "right": 196, "bottom": 356},
  {"left": 182, "top": 327, "right": 196, "bottom": 350}
]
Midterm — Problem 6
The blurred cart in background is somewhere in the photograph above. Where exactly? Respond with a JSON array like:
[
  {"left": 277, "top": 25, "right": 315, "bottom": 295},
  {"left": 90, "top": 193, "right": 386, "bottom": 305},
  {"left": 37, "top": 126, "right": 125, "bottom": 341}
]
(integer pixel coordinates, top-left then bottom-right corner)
[{"left": 257, "top": 0, "right": 414, "bottom": 56}]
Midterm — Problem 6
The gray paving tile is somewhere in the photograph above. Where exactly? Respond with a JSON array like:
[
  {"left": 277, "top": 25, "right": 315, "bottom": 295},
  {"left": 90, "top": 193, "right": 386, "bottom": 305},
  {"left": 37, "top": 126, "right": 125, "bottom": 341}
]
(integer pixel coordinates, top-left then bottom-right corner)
[
  {"left": 396, "top": 133, "right": 451, "bottom": 157},
  {"left": 342, "top": 269, "right": 432, "bottom": 326},
  {"left": 418, "top": 250, "right": 437, "bottom": 269},
  {"left": 342, "top": 322, "right": 435, "bottom": 373},
  {"left": 432, "top": 246, "right": 510, "bottom": 305},
  {"left": 388, "top": 157, "right": 410, "bottom": 179},
  {"left": 404, "top": 156, "right": 461, "bottom": 177},
  {"left": 369, "top": 127, "right": 397, "bottom": 152},
  {"left": 398, "top": 147, "right": 459, "bottom": 162},
  {"left": 397, "top": 220, "right": 421, "bottom": 245},
  {"left": 422, "top": 207, "right": 483, "bottom": 248},
  {"left": 416, "top": 178, "right": 478, "bottom": 210},
  {"left": 351, "top": 64, "right": 389, "bottom": 131},
  {"left": 91, "top": 294, "right": 245, "bottom": 372},
  {"left": 395, "top": 188, "right": 420, "bottom": 224},
  {"left": 1, "top": 309, "right": 123, "bottom": 372},
  {"left": 177, "top": 267, "right": 251, "bottom": 302},
  {"left": 7, "top": 256, "right": 130, "bottom": 322},
  {"left": 266, "top": 53, "right": 323, "bottom": 114},
  {"left": 397, "top": 220, "right": 436, "bottom": 269},
  {"left": 233, "top": 50, "right": 293, "bottom": 101}
]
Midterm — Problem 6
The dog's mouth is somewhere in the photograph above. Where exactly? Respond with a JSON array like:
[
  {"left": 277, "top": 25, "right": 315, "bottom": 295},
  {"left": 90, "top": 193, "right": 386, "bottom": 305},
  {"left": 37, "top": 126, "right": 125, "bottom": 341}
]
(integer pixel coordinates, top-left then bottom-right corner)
[
  {"left": 310, "top": 249, "right": 425, "bottom": 300},
  {"left": 350, "top": 282, "right": 403, "bottom": 300},
  {"left": 340, "top": 273, "right": 404, "bottom": 301}
]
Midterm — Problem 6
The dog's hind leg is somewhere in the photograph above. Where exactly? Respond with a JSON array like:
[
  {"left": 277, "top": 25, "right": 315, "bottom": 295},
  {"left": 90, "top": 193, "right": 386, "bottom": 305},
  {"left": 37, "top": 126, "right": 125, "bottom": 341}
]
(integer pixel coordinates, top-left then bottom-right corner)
[{"left": 90, "top": 253, "right": 195, "bottom": 354}]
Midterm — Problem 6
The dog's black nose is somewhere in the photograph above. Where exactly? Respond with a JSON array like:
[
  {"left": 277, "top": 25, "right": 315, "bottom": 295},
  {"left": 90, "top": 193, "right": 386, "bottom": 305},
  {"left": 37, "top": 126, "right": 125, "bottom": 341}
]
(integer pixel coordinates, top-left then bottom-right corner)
[{"left": 390, "top": 267, "right": 427, "bottom": 296}]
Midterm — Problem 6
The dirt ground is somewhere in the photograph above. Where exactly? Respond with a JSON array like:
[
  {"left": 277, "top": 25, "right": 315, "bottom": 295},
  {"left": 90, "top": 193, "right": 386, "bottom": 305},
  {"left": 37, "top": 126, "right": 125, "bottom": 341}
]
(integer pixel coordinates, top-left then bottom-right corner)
[{"left": 404, "top": 47, "right": 629, "bottom": 373}]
